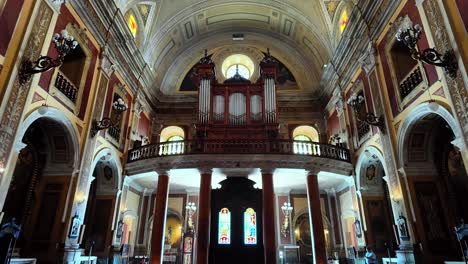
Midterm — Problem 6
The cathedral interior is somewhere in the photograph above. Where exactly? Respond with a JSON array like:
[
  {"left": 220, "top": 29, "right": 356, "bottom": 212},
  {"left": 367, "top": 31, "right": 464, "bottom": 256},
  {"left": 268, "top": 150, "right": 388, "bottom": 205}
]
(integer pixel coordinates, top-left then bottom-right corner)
[{"left": 0, "top": 0, "right": 467, "bottom": 264}]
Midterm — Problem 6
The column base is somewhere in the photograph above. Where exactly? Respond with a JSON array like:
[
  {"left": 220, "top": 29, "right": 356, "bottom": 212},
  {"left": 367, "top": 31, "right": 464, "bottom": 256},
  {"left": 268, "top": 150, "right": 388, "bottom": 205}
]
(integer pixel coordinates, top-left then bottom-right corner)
[
  {"left": 395, "top": 249, "right": 415, "bottom": 264},
  {"left": 57, "top": 243, "right": 82, "bottom": 264}
]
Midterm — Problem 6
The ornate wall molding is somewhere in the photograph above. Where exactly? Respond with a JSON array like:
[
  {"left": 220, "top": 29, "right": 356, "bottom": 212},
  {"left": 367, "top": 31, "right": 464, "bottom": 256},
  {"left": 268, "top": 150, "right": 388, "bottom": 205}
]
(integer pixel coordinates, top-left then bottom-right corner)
[
  {"left": 421, "top": 0, "right": 468, "bottom": 149},
  {"left": 0, "top": 2, "right": 53, "bottom": 189}
]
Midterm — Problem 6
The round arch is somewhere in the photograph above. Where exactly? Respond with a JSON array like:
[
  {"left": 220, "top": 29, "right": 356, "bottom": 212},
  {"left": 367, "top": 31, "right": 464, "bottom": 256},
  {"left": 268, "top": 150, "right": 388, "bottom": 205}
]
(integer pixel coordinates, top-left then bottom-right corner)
[
  {"left": 17, "top": 106, "right": 80, "bottom": 171},
  {"left": 355, "top": 146, "right": 387, "bottom": 192},
  {"left": 397, "top": 101, "right": 462, "bottom": 167},
  {"left": 292, "top": 125, "right": 320, "bottom": 142},
  {"left": 160, "top": 126, "right": 185, "bottom": 142},
  {"left": 91, "top": 147, "right": 123, "bottom": 191}
]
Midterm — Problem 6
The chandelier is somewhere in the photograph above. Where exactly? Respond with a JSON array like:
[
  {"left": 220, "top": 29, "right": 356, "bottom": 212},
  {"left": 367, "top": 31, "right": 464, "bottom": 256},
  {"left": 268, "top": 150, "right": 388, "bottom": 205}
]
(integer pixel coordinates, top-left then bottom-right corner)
[{"left": 396, "top": 24, "right": 457, "bottom": 78}]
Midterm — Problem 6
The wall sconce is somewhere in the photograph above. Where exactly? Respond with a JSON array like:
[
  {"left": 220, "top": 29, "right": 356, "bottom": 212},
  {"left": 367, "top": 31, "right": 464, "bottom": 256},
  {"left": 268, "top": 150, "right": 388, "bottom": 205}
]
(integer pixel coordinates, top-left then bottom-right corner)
[
  {"left": 19, "top": 29, "right": 78, "bottom": 85},
  {"left": 91, "top": 98, "right": 128, "bottom": 137},
  {"left": 185, "top": 202, "right": 197, "bottom": 230},
  {"left": 281, "top": 202, "right": 293, "bottom": 237},
  {"left": 347, "top": 93, "right": 386, "bottom": 133},
  {"left": 396, "top": 24, "right": 457, "bottom": 78}
]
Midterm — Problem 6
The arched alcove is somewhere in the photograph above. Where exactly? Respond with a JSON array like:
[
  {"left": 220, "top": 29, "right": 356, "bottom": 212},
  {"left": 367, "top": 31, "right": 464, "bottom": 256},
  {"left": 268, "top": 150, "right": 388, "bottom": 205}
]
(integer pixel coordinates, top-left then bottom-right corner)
[{"left": 2, "top": 108, "right": 79, "bottom": 262}]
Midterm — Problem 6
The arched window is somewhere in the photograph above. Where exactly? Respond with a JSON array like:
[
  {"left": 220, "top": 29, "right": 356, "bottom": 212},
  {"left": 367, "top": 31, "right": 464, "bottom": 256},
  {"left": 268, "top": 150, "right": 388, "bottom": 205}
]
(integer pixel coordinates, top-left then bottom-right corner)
[
  {"left": 221, "top": 54, "right": 255, "bottom": 80},
  {"left": 226, "top": 64, "right": 250, "bottom": 79},
  {"left": 292, "top": 126, "right": 319, "bottom": 155},
  {"left": 218, "top": 208, "right": 231, "bottom": 244},
  {"left": 159, "top": 126, "right": 185, "bottom": 155},
  {"left": 244, "top": 208, "right": 257, "bottom": 245},
  {"left": 125, "top": 11, "right": 138, "bottom": 37},
  {"left": 339, "top": 10, "right": 349, "bottom": 33}
]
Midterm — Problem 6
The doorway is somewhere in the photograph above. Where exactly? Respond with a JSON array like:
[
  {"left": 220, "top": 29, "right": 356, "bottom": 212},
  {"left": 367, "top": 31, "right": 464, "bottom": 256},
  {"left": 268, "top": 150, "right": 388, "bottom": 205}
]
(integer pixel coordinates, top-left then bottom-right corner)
[{"left": 209, "top": 177, "right": 264, "bottom": 264}]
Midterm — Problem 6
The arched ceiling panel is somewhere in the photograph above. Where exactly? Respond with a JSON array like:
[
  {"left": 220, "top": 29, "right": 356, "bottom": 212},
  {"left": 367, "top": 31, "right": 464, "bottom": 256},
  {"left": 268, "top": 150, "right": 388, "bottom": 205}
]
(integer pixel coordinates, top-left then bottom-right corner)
[{"left": 138, "top": 1, "right": 333, "bottom": 102}]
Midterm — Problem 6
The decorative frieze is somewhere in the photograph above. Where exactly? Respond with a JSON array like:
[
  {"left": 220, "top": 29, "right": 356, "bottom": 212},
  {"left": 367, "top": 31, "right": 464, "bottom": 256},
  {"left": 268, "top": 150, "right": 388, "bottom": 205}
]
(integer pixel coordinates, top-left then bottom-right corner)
[{"left": 422, "top": 0, "right": 468, "bottom": 146}]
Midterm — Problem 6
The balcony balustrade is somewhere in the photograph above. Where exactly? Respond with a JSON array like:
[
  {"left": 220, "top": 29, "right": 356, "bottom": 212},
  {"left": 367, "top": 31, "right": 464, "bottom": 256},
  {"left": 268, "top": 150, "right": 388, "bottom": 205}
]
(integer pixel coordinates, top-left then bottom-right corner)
[
  {"left": 399, "top": 66, "right": 423, "bottom": 101},
  {"left": 107, "top": 125, "right": 121, "bottom": 142},
  {"left": 128, "top": 139, "right": 351, "bottom": 163},
  {"left": 55, "top": 71, "right": 78, "bottom": 103}
]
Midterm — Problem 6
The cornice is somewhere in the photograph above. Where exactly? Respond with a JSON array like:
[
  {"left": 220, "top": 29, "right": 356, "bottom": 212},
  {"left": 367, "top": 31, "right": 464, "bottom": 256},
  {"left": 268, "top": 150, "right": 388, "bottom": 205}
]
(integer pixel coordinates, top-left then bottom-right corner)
[{"left": 319, "top": 0, "right": 400, "bottom": 101}]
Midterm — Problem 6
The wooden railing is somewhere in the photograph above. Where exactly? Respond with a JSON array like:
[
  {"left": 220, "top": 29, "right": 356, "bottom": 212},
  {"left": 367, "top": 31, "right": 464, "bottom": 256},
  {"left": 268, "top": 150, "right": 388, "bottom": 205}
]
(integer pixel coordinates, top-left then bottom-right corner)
[
  {"left": 108, "top": 125, "right": 121, "bottom": 142},
  {"left": 127, "top": 139, "right": 351, "bottom": 163},
  {"left": 399, "top": 66, "right": 423, "bottom": 101},
  {"left": 55, "top": 71, "right": 78, "bottom": 103}
]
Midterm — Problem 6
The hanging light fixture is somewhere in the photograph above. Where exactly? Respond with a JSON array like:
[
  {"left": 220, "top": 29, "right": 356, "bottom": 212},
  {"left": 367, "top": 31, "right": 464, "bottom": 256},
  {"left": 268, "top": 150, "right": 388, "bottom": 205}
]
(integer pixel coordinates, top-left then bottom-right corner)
[
  {"left": 185, "top": 202, "right": 197, "bottom": 230},
  {"left": 19, "top": 29, "right": 78, "bottom": 84},
  {"left": 347, "top": 93, "right": 386, "bottom": 133},
  {"left": 91, "top": 98, "right": 128, "bottom": 137},
  {"left": 396, "top": 24, "right": 457, "bottom": 78}
]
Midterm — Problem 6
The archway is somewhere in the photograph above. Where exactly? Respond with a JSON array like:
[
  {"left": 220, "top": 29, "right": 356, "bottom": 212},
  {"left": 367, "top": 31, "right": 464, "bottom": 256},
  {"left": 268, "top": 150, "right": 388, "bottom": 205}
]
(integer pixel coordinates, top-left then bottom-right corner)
[
  {"left": 2, "top": 110, "right": 79, "bottom": 262},
  {"left": 82, "top": 148, "right": 122, "bottom": 258},
  {"left": 399, "top": 105, "right": 468, "bottom": 261},
  {"left": 355, "top": 147, "right": 396, "bottom": 257}
]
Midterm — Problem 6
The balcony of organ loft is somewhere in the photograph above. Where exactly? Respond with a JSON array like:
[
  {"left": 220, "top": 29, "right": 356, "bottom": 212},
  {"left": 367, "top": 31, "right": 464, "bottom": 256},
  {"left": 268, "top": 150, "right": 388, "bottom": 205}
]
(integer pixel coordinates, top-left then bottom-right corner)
[{"left": 126, "top": 51, "right": 352, "bottom": 176}]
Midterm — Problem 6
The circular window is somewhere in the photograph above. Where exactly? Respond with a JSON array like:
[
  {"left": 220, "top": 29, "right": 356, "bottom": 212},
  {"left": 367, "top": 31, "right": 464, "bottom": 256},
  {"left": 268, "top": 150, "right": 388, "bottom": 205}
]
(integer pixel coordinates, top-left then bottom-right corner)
[{"left": 221, "top": 54, "right": 255, "bottom": 80}]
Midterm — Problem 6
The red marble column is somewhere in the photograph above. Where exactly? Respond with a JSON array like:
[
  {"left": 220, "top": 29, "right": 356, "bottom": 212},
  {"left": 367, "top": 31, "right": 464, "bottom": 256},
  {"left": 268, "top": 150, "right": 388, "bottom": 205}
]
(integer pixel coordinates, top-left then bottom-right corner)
[
  {"left": 196, "top": 171, "right": 212, "bottom": 264},
  {"left": 306, "top": 173, "right": 327, "bottom": 264},
  {"left": 151, "top": 173, "right": 169, "bottom": 264},
  {"left": 262, "top": 172, "right": 277, "bottom": 264}
]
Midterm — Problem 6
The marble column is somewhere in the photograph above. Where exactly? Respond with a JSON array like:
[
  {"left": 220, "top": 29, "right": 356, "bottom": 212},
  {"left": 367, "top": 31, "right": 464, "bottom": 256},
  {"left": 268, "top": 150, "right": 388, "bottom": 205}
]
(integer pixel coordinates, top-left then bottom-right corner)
[
  {"left": 262, "top": 170, "right": 277, "bottom": 264},
  {"left": 196, "top": 169, "right": 212, "bottom": 264},
  {"left": 151, "top": 172, "right": 169, "bottom": 264},
  {"left": 306, "top": 172, "right": 327, "bottom": 264}
]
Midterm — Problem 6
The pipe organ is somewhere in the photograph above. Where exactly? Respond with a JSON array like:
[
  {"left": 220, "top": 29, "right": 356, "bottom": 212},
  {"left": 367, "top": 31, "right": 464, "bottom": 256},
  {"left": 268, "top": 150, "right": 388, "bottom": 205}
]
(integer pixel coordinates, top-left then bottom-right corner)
[{"left": 191, "top": 51, "right": 279, "bottom": 139}]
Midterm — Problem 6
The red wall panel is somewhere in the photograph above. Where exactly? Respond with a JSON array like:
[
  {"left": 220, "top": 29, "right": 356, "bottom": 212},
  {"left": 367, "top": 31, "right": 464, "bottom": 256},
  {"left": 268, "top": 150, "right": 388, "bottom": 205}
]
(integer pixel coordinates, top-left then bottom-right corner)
[
  {"left": 0, "top": 0, "right": 24, "bottom": 56},
  {"left": 377, "top": 1, "right": 438, "bottom": 117}
]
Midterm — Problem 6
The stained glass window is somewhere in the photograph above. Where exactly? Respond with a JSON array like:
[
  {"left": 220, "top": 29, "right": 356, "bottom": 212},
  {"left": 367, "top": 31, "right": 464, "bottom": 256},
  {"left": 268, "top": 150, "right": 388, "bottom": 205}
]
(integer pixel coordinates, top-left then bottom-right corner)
[
  {"left": 339, "top": 10, "right": 349, "bottom": 33},
  {"left": 128, "top": 13, "right": 138, "bottom": 37},
  {"left": 218, "top": 208, "right": 231, "bottom": 244},
  {"left": 244, "top": 208, "right": 257, "bottom": 245}
]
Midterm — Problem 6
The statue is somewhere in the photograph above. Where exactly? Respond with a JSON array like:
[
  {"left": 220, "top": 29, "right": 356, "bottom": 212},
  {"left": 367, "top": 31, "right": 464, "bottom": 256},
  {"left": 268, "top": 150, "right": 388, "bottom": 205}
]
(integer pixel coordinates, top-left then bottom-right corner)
[{"left": 454, "top": 219, "right": 468, "bottom": 262}]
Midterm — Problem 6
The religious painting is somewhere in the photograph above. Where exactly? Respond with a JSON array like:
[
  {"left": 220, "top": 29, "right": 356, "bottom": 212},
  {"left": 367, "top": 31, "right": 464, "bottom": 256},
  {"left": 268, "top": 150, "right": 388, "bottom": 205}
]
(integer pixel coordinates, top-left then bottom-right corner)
[
  {"left": 397, "top": 215, "right": 409, "bottom": 241},
  {"left": 354, "top": 219, "right": 363, "bottom": 238},
  {"left": 116, "top": 219, "right": 124, "bottom": 239},
  {"left": 447, "top": 145, "right": 468, "bottom": 180},
  {"left": 414, "top": 182, "right": 451, "bottom": 254},
  {"left": 244, "top": 208, "right": 257, "bottom": 245},
  {"left": 103, "top": 166, "right": 113, "bottom": 181},
  {"left": 179, "top": 66, "right": 198, "bottom": 92},
  {"left": 183, "top": 236, "right": 193, "bottom": 253},
  {"left": 366, "top": 164, "right": 376, "bottom": 181},
  {"left": 218, "top": 208, "right": 231, "bottom": 244},
  {"left": 276, "top": 59, "right": 298, "bottom": 91},
  {"left": 68, "top": 214, "right": 81, "bottom": 239},
  {"left": 295, "top": 213, "right": 313, "bottom": 263}
]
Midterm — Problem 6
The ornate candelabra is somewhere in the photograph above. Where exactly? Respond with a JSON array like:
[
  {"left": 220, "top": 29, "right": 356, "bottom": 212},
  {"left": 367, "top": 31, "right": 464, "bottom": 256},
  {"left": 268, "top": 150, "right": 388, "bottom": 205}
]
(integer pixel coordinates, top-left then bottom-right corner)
[
  {"left": 91, "top": 98, "right": 128, "bottom": 137},
  {"left": 396, "top": 24, "right": 457, "bottom": 78},
  {"left": 19, "top": 29, "right": 78, "bottom": 84},
  {"left": 347, "top": 93, "right": 386, "bottom": 134},
  {"left": 281, "top": 202, "right": 293, "bottom": 237},
  {"left": 185, "top": 202, "right": 197, "bottom": 230}
]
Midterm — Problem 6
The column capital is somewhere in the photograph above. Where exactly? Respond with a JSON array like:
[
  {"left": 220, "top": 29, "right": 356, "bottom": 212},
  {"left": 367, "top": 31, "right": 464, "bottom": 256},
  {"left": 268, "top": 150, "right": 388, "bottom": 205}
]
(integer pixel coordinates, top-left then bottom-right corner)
[
  {"left": 304, "top": 169, "right": 319, "bottom": 177},
  {"left": 259, "top": 167, "right": 276, "bottom": 175},
  {"left": 154, "top": 169, "right": 170, "bottom": 176},
  {"left": 198, "top": 167, "right": 213, "bottom": 175}
]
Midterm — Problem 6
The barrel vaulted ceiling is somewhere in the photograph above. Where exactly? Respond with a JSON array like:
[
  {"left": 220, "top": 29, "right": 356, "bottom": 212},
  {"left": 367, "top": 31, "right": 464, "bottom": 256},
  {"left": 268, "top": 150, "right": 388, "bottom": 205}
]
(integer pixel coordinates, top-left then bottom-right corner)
[{"left": 117, "top": 0, "right": 344, "bottom": 102}]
